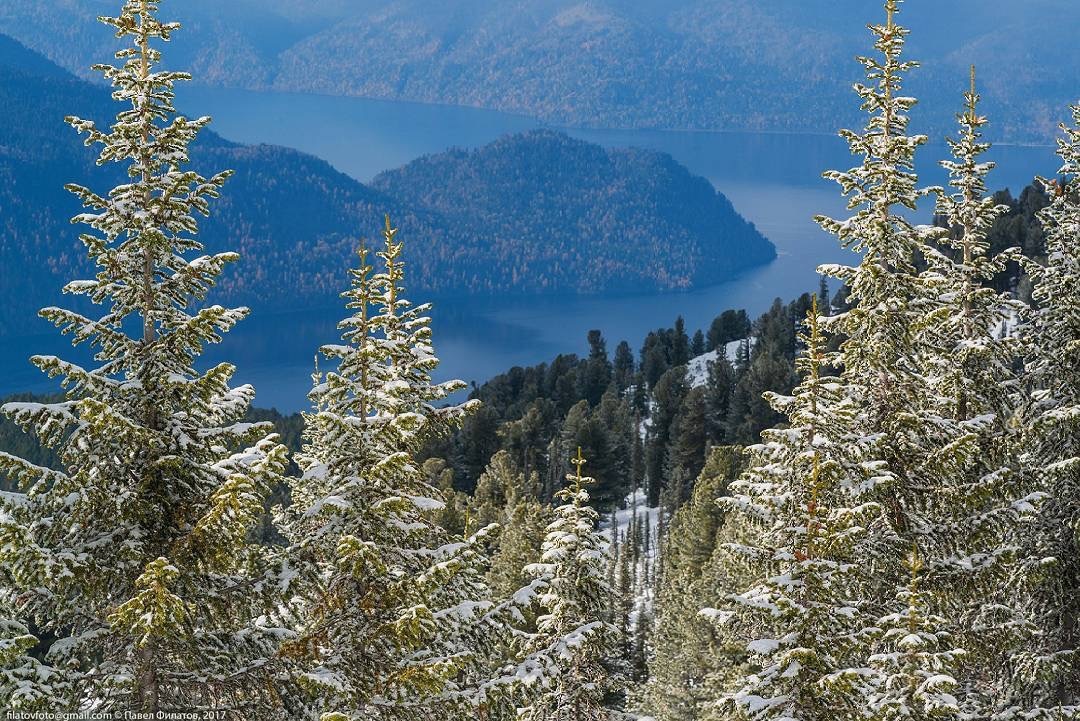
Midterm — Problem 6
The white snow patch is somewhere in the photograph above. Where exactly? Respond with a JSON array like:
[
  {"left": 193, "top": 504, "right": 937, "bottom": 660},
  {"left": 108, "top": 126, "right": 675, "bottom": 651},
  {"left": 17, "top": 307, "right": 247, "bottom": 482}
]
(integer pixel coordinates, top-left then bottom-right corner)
[
  {"left": 600, "top": 488, "right": 663, "bottom": 631},
  {"left": 685, "top": 338, "right": 753, "bottom": 389}
]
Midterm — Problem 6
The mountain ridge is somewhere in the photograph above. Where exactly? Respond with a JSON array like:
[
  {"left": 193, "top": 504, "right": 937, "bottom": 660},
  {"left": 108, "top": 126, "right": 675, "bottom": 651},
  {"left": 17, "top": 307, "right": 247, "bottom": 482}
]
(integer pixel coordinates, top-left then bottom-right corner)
[{"left": 0, "top": 1, "right": 1072, "bottom": 142}]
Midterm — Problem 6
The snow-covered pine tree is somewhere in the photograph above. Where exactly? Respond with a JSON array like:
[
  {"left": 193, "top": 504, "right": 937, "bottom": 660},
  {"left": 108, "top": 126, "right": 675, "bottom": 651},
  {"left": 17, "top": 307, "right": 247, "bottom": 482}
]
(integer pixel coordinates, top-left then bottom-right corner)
[
  {"left": 866, "top": 545, "right": 965, "bottom": 721},
  {"left": 0, "top": 0, "right": 288, "bottom": 712},
  {"left": 927, "top": 67, "right": 1022, "bottom": 424},
  {"left": 918, "top": 69, "right": 1036, "bottom": 712},
  {"left": 814, "top": 0, "right": 938, "bottom": 513},
  {"left": 515, "top": 448, "right": 626, "bottom": 721},
  {"left": 281, "top": 216, "right": 503, "bottom": 720},
  {"left": 703, "top": 300, "right": 888, "bottom": 721},
  {"left": 0, "top": 608, "right": 65, "bottom": 710},
  {"left": 1011, "top": 103, "right": 1080, "bottom": 715},
  {"left": 811, "top": 5, "right": 984, "bottom": 708}
]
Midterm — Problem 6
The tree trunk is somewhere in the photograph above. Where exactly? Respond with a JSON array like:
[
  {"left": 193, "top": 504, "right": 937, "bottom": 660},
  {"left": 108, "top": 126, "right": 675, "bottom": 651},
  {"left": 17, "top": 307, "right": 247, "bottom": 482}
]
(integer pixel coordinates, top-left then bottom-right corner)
[{"left": 138, "top": 641, "right": 159, "bottom": 712}]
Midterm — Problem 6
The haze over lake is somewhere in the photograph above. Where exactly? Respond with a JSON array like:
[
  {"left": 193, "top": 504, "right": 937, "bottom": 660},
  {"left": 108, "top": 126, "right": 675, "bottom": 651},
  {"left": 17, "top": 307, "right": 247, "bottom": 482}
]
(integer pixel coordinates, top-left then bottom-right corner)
[{"left": 1, "top": 86, "right": 1057, "bottom": 411}]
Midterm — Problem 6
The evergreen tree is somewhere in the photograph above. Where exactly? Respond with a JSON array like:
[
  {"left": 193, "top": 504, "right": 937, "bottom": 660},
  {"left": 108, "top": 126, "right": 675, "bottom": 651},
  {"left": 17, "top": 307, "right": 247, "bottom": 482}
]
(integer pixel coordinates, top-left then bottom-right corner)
[
  {"left": 673, "top": 317, "right": 691, "bottom": 367},
  {"left": 641, "top": 332, "right": 673, "bottom": 390},
  {"left": 643, "top": 448, "right": 740, "bottom": 721},
  {"left": 665, "top": 387, "right": 708, "bottom": 495},
  {"left": 866, "top": 546, "right": 964, "bottom": 721},
  {"left": 281, "top": 217, "right": 492, "bottom": 719},
  {"left": 814, "top": 0, "right": 936, "bottom": 486},
  {"left": 733, "top": 339, "right": 751, "bottom": 372},
  {"left": 647, "top": 366, "right": 690, "bottom": 505},
  {"left": 488, "top": 498, "right": 552, "bottom": 603},
  {"left": 613, "top": 341, "right": 636, "bottom": 394},
  {"left": 704, "top": 301, "right": 888, "bottom": 721},
  {"left": 811, "top": 0, "right": 946, "bottom": 696},
  {"left": 515, "top": 449, "right": 626, "bottom": 720},
  {"left": 560, "top": 400, "right": 627, "bottom": 511},
  {"left": 818, "top": 277, "right": 830, "bottom": 314},
  {"left": 581, "top": 331, "right": 613, "bottom": 407},
  {"left": 691, "top": 330, "right": 707, "bottom": 358},
  {"left": 920, "top": 69, "right": 1034, "bottom": 710},
  {"left": 630, "top": 611, "right": 651, "bottom": 687},
  {"left": 501, "top": 400, "right": 556, "bottom": 487},
  {"left": 1012, "top": 103, "right": 1080, "bottom": 713},
  {"left": 704, "top": 354, "right": 737, "bottom": 445},
  {"left": 0, "top": 1, "right": 288, "bottom": 712},
  {"left": 474, "top": 450, "right": 522, "bottom": 528},
  {"left": 459, "top": 405, "right": 503, "bottom": 487}
]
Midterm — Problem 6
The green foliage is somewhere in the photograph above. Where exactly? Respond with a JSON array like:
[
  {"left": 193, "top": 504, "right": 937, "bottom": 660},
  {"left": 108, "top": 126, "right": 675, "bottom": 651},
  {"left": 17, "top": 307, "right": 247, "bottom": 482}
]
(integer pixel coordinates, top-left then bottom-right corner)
[
  {"left": 0, "top": 1, "right": 289, "bottom": 712},
  {"left": 279, "top": 216, "right": 496, "bottom": 720},
  {"left": 642, "top": 447, "right": 742, "bottom": 721},
  {"left": 514, "top": 449, "right": 626, "bottom": 720}
]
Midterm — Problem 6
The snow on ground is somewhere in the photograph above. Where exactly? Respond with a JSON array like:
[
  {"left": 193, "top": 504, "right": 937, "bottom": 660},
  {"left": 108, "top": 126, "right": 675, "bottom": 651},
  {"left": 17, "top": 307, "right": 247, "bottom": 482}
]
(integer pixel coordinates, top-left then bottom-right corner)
[
  {"left": 600, "top": 488, "right": 663, "bottom": 627},
  {"left": 600, "top": 488, "right": 660, "bottom": 544},
  {"left": 638, "top": 397, "right": 654, "bottom": 441},
  {"left": 685, "top": 337, "right": 753, "bottom": 388},
  {"left": 996, "top": 308, "right": 1022, "bottom": 339},
  {"left": 686, "top": 349, "right": 720, "bottom": 387}
]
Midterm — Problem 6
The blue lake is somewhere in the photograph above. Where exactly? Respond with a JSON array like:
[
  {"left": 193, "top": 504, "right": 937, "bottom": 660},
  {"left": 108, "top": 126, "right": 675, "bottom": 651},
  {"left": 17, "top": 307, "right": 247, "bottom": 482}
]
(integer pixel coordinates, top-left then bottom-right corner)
[{"left": 0, "top": 86, "right": 1058, "bottom": 411}]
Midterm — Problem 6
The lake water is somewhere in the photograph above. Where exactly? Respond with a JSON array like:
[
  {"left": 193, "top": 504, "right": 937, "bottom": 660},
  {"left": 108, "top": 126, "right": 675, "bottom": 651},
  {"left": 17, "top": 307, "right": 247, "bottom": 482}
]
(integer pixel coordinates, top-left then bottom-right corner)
[{"left": 0, "top": 86, "right": 1057, "bottom": 412}]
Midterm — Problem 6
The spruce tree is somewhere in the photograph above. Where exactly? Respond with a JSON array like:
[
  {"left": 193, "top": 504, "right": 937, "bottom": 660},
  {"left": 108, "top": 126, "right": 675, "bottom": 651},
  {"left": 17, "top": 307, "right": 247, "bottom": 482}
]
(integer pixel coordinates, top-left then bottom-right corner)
[
  {"left": 704, "top": 354, "right": 737, "bottom": 445},
  {"left": 0, "top": 0, "right": 288, "bottom": 712},
  {"left": 691, "top": 330, "right": 707, "bottom": 358},
  {"left": 704, "top": 301, "right": 887, "bottom": 721},
  {"left": 613, "top": 341, "right": 636, "bottom": 394},
  {"left": 581, "top": 330, "right": 613, "bottom": 407},
  {"left": 814, "top": 0, "right": 936, "bottom": 463},
  {"left": 928, "top": 67, "right": 1021, "bottom": 427},
  {"left": 0, "top": 612, "right": 64, "bottom": 710},
  {"left": 1012, "top": 103, "right": 1080, "bottom": 713},
  {"left": 515, "top": 449, "right": 626, "bottom": 721},
  {"left": 811, "top": 1, "right": 961, "bottom": 703},
  {"left": 665, "top": 387, "right": 708, "bottom": 489},
  {"left": 919, "top": 70, "right": 1034, "bottom": 711},
  {"left": 280, "top": 217, "right": 493, "bottom": 720},
  {"left": 866, "top": 546, "right": 965, "bottom": 721}
]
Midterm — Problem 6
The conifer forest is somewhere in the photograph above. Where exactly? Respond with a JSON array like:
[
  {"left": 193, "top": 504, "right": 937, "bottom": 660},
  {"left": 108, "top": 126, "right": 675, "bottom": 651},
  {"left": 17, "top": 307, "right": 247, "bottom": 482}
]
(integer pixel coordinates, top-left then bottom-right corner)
[{"left": 0, "top": 0, "right": 1078, "bottom": 719}]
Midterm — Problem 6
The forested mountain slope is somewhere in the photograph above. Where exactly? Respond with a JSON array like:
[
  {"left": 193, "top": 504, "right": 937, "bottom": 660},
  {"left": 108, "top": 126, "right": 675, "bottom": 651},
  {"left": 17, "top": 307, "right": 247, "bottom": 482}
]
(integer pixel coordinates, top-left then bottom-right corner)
[
  {"left": 0, "top": 33, "right": 771, "bottom": 334},
  {"left": 372, "top": 131, "right": 774, "bottom": 292},
  {"left": 0, "top": 0, "right": 1072, "bottom": 141}
]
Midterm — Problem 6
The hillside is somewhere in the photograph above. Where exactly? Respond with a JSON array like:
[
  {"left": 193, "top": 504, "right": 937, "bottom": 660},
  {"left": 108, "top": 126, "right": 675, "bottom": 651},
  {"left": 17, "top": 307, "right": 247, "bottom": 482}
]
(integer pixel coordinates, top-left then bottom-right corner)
[
  {"left": 0, "top": 0, "right": 1073, "bottom": 141},
  {"left": 0, "top": 34, "right": 773, "bottom": 335},
  {"left": 372, "top": 131, "right": 774, "bottom": 293}
]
